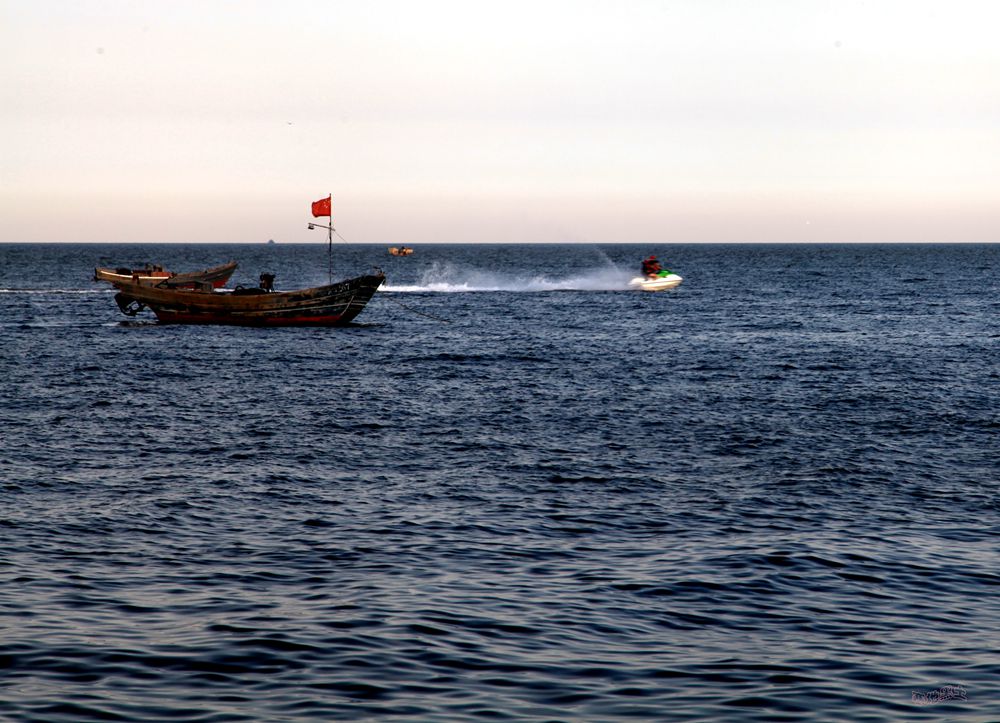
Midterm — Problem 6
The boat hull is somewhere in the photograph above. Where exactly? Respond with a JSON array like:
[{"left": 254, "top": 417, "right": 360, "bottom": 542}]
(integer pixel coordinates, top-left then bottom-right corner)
[
  {"left": 629, "top": 274, "right": 683, "bottom": 291},
  {"left": 95, "top": 261, "right": 238, "bottom": 289},
  {"left": 113, "top": 273, "right": 384, "bottom": 326}
]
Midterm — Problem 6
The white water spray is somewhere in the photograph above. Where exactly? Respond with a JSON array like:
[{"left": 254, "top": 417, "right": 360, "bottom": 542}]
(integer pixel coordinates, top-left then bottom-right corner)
[{"left": 383, "top": 261, "right": 635, "bottom": 293}]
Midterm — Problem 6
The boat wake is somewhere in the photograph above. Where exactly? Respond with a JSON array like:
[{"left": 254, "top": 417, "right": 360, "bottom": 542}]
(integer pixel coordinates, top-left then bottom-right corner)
[
  {"left": 382, "top": 262, "right": 634, "bottom": 293},
  {"left": 0, "top": 288, "right": 111, "bottom": 295}
]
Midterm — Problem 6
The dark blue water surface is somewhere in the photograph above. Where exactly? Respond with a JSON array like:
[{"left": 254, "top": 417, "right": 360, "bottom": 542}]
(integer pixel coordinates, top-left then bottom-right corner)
[{"left": 1, "top": 242, "right": 998, "bottom": 722}]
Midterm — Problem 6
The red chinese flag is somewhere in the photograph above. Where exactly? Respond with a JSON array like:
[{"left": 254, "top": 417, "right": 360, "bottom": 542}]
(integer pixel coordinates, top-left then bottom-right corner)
[{"left": 311, "top": 195, "right": 332, "bottom": 217}]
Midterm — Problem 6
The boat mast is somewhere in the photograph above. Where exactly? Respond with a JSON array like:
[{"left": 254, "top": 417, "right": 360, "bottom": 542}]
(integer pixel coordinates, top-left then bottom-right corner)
[
  {"left": 327, "top": 192, "right": 333, "bottom": 284},
  {"left": 308, "top": 194, "right": 334, "bottom": 284}
]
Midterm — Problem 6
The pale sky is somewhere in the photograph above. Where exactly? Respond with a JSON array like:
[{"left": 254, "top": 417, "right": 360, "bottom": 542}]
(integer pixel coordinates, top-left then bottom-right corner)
[{"left": 2, "top": 0, "right": 998, "bottom": 243}]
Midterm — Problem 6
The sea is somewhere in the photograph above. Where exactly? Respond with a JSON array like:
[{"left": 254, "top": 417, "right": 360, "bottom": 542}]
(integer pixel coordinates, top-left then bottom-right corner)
[{"left": 0, "top": 242, "right": 997, "bottom": 722}]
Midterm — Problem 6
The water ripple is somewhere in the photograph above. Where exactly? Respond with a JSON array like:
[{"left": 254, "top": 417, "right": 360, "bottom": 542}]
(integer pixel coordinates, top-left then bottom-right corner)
[{"left": 0, "top": 243, "right": 997, "bottom": 720}]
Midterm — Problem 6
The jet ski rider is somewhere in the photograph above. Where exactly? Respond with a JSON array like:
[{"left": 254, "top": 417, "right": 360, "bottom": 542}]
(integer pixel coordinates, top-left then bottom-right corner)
[{"left": 642, "top": 255, "right": 664, "bottom": 278}]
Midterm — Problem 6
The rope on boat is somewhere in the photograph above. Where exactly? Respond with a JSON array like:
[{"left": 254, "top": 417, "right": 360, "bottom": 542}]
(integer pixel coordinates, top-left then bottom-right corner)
[{"left": 378, "top": 291, "right": 451, "bottom": 323}]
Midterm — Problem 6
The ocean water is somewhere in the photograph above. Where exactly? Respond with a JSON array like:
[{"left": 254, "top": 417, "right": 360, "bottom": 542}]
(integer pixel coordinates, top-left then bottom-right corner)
[{"left": 0, "top": 242, "right": 998, "bottom": 722}]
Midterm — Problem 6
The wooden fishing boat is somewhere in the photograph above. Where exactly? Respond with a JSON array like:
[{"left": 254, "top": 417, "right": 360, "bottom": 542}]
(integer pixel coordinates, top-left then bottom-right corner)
[
  {"left": 388, "top": 246, "right": 413, "bottom": 256},
  {"left": 112, "top": 272, "right": 385, "bottom": 326},
  {"left": 106, "top": 195, "right": 384, "bottom": 325},
  {"left": 94, "top": 260, "right": 238, "bottom": 288}
]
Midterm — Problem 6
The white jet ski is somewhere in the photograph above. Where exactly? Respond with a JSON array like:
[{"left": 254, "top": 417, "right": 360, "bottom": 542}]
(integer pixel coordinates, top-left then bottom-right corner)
[{"left": 629, "top": 273, "right": 683, "bottom": 291}]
